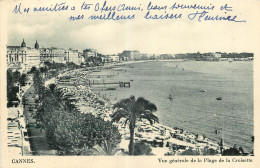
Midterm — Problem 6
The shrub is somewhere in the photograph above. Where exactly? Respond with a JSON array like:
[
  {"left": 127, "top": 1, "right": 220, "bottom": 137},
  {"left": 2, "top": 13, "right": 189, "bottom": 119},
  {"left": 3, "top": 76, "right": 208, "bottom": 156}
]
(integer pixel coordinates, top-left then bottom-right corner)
[
  {"left": 131, "top": 142, "right": 152, "bottom": 155},
  {"left": 222, "top": 147, "right": 240, "bottom": 156},
  {"left": 201, "top": 147, "right": 219, "bottom": 155},
  {"left": 30, "top": 66, "right": 37, "bottom": 73},
  {"left": 179, "top": 148, "right": 200, "bottom": 155}
]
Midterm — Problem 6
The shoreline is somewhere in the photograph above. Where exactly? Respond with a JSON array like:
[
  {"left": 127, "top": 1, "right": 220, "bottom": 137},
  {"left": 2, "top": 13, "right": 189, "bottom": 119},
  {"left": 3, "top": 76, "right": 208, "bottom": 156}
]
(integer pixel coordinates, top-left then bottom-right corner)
[
  {"left": 52, "top": 62, "right": 241, "bottom": 156},
  {"left": 93, "top": 61, "right": 253, "bottom": 154},
  {"left": 106, "top": 60, "right": 253, "bottom": 153}
]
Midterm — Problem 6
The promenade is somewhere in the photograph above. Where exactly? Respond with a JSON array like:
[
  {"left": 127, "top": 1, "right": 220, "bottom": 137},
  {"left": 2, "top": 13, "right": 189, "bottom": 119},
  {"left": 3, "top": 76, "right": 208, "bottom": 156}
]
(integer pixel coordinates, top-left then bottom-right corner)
[{"left": 23, "top": 85, "right": 56, "bottom": 155}]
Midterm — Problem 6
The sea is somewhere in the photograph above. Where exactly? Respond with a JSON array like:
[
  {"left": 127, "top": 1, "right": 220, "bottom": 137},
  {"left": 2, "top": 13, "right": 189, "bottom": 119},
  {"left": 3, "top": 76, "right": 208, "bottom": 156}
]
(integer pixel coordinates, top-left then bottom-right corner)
[{"left": 92, "top": 60, "right": 254, "bottom": 153}]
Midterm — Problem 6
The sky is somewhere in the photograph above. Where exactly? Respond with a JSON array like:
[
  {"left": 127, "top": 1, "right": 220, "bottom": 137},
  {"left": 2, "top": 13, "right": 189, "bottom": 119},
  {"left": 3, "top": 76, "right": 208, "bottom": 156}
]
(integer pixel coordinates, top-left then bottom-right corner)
[{"left": 5, "top": 0, "right": 260, "bottom": 55}]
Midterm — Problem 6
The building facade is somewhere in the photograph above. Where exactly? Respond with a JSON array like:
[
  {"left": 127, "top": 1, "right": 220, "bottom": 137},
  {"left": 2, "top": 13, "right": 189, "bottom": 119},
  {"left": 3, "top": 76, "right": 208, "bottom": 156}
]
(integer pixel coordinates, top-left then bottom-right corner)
[
  {"left": 40, "top": 48, "right": 67, "bottom": 64},
  {"left": 24, "top": 48, "right": 41, "bottom": 71},
  {"left": 213, "top": 53, "right": 221, "bottom": 58},
  {"left": 119, "top": 50, "right": 141, "bottom": 60},
  {"left": 7, "top": 40, "right": 41, "bottom": 72},
  {"left": 83, "top": 49, "right": 97, "bottom": 60},
  {"left": 7, "top": 39, "right": 85, "bottom": 71},
  {"left": 108, "top": 55, "right": 120, "bottom": 62},
  {"left": 51, "top": 48, "right": 66, "bottom": 64},
  {"left": 65, "top": 49, "right": 81, "bottom": 65}
]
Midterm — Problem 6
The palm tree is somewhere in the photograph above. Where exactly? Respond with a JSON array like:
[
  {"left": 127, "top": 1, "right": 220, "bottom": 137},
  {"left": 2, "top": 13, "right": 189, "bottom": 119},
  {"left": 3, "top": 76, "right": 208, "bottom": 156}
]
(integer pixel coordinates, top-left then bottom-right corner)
[
  {"left": 111, "top": 96, "right": 158, "bottom": 155},
  {"left": 82, "top": 139, "right": 120, "bottom": 156}
]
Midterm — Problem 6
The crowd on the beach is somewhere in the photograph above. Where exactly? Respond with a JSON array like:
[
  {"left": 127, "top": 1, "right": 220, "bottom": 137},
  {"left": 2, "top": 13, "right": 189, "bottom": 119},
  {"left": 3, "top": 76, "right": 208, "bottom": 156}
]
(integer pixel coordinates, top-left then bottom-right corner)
[{"left": 53, "top": 68, "right": 228, "bottom": 155}]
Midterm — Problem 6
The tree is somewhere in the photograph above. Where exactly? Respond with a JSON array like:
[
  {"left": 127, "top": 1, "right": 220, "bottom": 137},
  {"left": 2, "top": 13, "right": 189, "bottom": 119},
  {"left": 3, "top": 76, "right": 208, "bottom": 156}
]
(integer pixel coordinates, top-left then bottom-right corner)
[
  {"left": 133, "top": 142, "right": 152, "bottom": 155},
  {"left": 7, "top": 70, "right": 14, "bottom": 107},
  {"left": 201, "top": 147, "right": 219, "bottom": 155},
  {"left": 19, "top": 73, "right": 27, "bottom": 86},
  {"left": 33, "top": 70, "right": 45, "bottom": 100},
  {"left": 11, "top": 70, "right": 21, "bottom": 82},
  {"left": 49, "top": 84, "right": 56, "bottom": 93},
  {"left": 39, "top": 67, "right": 46, "bottom": 73},
  {"left": 30, "top": 66, "right": 37, "bottom": 73},
  {"left": 37, "top": 87, "right": 121, "bottom": 155},
  {"left": 7, "top": 70, "right": 21, "bottom": 107},
  {"left": 179, "top": 148, "right": 200, "bottom": 155},
  {"left": 80, "top": 117, "right": 121, "bottom": 155},
  {"left": 222, "top": 147, "right": 241, "bottom": 156},
  {"left": 111, "top": 96, "right": 158, "bottom": 155}
]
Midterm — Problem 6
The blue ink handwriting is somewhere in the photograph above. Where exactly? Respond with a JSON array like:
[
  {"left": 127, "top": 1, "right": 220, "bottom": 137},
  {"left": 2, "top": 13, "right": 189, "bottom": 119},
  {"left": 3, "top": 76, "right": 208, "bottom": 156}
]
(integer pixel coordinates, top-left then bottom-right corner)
[
  {"left": 89, "top": 12, "right": 135, "bottom": 20},
  {"left": 11, "top": 1, "right": 246, "bottom": 23},
  {"left": 220, "top": 4, "right": 232, "bottom": 11},
  {"left": 147, "top": 2, "right": 167, "bottom": 10},
  {"left": 95, "top": 1, "right": 116, "bottom": 13},
  {"left": 69, "top": 15, "right": 84, "bottom": 21},
  {"left": 170, "top": 2, "right": 215, "bottom": 11},
  {"left": 71, "top": 6, "right": 76, "bottom": 11},
  {"left": 81, "top": 2, "right": 93, "bottom": 10},
  {"left": 13, "top": 3, "right": 22, "bottom": 14},
  {"left": 188, "top": 11, "right": 246, "bottom": 22},
  {"left": 144, "top": 11, "right": 182, "bottom": 20},
  {"left": 33, "top": 2, "right": 68, "bottom": 12},
  {"left": 117, "top": 4, "right": 142, "bottom": 12}
]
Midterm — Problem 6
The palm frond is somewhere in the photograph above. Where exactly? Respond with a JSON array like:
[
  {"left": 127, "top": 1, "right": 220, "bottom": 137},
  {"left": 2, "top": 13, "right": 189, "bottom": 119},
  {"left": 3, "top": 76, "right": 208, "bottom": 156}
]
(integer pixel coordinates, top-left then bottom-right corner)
[
  {"left": 136, "top": 97, "right": 157, "bottom": 112},
  {"left": 113, "top": 96, "right": 136, "bottom": 110},
  {"left": 140, "top": 111, "right": 159, "bottom": 125},
  {"left": 111, "top": 109, "right": 128, "bottom": 123}
]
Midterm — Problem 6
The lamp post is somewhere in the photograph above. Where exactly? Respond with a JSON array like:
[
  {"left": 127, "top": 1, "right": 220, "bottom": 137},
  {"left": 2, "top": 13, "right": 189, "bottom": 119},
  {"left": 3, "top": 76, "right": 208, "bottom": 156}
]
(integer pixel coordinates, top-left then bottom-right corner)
[
  {"left": 218, "top": 115, "right": 224, "bottom": 155},
  {"left": 214, "top": 113, "right": 224, "bottom": 155}
]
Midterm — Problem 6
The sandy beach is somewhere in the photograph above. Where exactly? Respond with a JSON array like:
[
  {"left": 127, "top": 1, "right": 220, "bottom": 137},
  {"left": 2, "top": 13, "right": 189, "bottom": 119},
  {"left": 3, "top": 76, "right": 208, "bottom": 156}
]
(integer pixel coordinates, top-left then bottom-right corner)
[{"left": 50, "top": 62, "right": 243, "bottom": 156}]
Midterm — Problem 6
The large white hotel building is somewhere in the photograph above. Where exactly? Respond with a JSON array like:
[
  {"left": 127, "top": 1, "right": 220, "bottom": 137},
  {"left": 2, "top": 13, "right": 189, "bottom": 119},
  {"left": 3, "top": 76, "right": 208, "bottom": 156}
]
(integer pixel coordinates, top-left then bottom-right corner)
[{"left": 7, "top": 39, "right": 83, "bottom": 73}]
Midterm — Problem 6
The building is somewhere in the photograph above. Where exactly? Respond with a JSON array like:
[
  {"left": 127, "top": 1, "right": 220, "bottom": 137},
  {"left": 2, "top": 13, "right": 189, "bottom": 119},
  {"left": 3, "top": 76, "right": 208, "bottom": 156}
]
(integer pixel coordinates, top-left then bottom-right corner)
[
  {"left": 213, "top": 53, "right": 221, "bottom": 58},
  {"left": 65, "top": 49, "right": 81, "bottom": 65},
  {"left": 24, "top": 48, "right": 41, "bottom": 71},
  {"left": 39, "top": 48, "right": 53, "bottom": 62},
  {"left": 78, "top": 52, "right": 84, "bottom": 64},
  {"left": 158, "top": 54, "right": 175, "bottom": 60},
  {"left": 51, "top": 48, "right": 66, "bottom": 64},
  {"left": 40, "top": 48, "right": 66, "bottom": 64},
  {"left": 119, "top": 50, "right": 140, "bottom": 60},
  {"left": 100, "top": 55, "right": 108, "bottom": 63},
  {"left": 108, "top": 55, "right": 120, "bottom": 62},
  {"left": 34, "top": 40, "right": 39, "bottom": 49},
  {"left": 7, "top": 39, "right": 85, "bottom": 71},
  {"left": 7, "top": 39, "right": 41, "bottom": 72},
  {"left": 83, "top": 49, "right": 97, "bottom": 60},
  {"left": 7, "top": 46, "right": 24, "bottom": 64}
]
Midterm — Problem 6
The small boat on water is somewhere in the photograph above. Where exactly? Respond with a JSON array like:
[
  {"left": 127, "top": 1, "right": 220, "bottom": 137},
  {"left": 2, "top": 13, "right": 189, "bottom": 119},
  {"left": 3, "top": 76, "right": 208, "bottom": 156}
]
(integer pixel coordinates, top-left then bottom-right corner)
[
  {"left": 215, "top": 129, "right": 219, "bottom": 134},
  {"left": 168, "top": 94, "right": 173, "bottom": 100},
  {"left": 216, "top": 97, "right": 222, "bottom": 100}
]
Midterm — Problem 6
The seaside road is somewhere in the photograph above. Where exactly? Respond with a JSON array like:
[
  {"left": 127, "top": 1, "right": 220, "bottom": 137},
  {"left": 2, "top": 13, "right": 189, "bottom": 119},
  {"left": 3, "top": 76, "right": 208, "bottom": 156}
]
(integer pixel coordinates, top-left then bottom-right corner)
[{"left": 23, "top": 85, "right": 56, "bottom": 155}]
